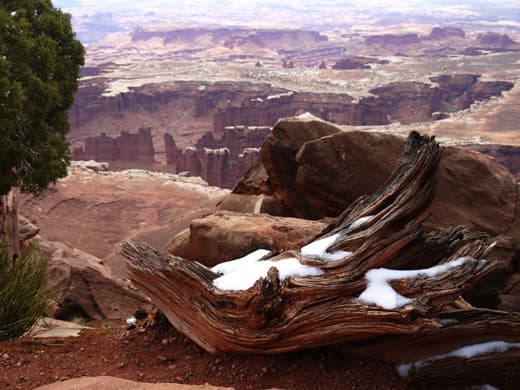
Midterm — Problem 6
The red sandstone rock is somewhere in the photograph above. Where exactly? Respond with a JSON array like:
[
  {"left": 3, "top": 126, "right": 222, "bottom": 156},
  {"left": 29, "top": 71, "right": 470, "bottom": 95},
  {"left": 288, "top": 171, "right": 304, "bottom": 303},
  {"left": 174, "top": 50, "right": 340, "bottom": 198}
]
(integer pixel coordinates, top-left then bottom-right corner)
[
  {"left": 259, "top": 114, "right": 342, "bottom": 219},
  {"left": 164, "top": 126, "right": 270, "bottom": 188},
  {"left": 465, "top": 144, "right": 520, "bottom": 180},
  {"left": 165, "top": 211, "right": 325, "bottom": 267},
  {"left": 224, "top": 116, "right": 519, "bottom": 238},
  {"left": 33, "top": 236, "right": 149, "bottom": 320},
  {"left": 74, "top": 128, "right": 155, "bottom": 162}
]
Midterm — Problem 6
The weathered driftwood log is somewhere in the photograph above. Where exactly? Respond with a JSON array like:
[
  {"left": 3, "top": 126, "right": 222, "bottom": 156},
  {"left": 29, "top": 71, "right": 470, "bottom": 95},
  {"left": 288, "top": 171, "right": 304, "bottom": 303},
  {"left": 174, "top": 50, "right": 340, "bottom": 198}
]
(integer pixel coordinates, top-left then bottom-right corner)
[{"left": 121, "top": 132, "right": 512, "bottom": 356}]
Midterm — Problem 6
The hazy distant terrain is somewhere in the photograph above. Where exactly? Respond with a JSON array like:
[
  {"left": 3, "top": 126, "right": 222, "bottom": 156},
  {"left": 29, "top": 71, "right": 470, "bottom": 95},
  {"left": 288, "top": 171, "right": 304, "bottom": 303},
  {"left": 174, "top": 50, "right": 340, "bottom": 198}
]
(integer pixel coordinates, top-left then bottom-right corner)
[
  {"left": 58, "top": 0, "right": 520, "bottom": 186},
  {"left": 54, "top": 0, "right": 520, "bottom": 43}
]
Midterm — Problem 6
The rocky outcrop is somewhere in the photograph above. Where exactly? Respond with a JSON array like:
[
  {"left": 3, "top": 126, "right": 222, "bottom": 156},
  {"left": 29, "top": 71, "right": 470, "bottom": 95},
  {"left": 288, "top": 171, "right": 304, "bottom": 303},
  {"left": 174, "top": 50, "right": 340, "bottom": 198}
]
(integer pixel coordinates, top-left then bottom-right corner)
[
  {"left": 221, "top": 116, "right": 519, "bottom": 236},
  {"left": 166, "top": 211, "right": 325, "bottom": 267},
  {"left": 19, "top": 164, "right": 229, "bottom": 282},
  {"left": 464, "top": 144, "right": 520, "bottom": 180},
  {"left": 70, "top": 75, "right": 513, "bottom": 165},
  {"left": 73, "top": 128, "right": 155, "bottom": 162},
  {"left": 478, "top": 32, "right": 518, "bottom": 48},
  {"left": 213, "top": 75, "right": 513, "bottom": 132},
  {"left": 131, "top": 26, "right": 327, "bottom": 49},
  {"left": 364, "top": 33, "right": 420, "bottom": 46},
  {"left": 33, "top": 236, "right": 149, "bottom": 321},
  {"left": 427, "top": 27, "right": 465, "bottom": 40},
  {"left": 69, "top": 81, "right": 286, "bottom": 132},
  {"left": 332, "top": 56, "right": 389, "bottom": 70},
  {"left": 166, "top": 126, "right": 270, "bottom": 188}
]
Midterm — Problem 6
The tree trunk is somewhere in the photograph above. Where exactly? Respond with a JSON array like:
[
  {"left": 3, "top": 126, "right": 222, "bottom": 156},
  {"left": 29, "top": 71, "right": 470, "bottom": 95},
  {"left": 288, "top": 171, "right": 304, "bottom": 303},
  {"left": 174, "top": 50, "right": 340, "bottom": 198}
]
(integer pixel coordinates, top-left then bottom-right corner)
[
  {"left": 0, "top": 190, "right": 20, "bottom": 266},
  {"left": 121, "top": 132, "right": 520, "bottom": 385}
]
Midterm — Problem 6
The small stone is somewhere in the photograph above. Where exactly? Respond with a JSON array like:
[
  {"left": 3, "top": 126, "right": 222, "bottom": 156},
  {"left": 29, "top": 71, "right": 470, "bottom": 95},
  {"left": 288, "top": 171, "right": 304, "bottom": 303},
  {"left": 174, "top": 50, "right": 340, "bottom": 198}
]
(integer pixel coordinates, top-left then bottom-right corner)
[
  {"left": 137, "top": 328, "right": 146, "bottom": 334},
  {"left": 261, "top": 366, "right": 268, "bottom": 374},
  {"left": 168, "top": 364, "right": 177, "bottom": 370},
  {"left": 16, "top": 361, "right": 22, "bottom": 367},
  {"left": 214, "top": 357, "right": 222, "bottom": 365},
  {"left": 157, "top": 355, "right": 168, "bottom": 362},
  {"left": 161, "top": 338, "right": 169, "bottom": 345},
  {"left": 2, "top": 353, "right": 9, "bottom": 359},
  {"left": 117, "top": 362, "right": 125, "bottom": 369}
]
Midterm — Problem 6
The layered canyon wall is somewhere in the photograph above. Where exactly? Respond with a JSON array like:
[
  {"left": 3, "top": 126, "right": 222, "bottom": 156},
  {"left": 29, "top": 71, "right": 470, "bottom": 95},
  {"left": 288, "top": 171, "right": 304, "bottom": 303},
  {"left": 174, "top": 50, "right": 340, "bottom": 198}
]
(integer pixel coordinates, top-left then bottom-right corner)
[
  {"left": 70, "top": 74, "right": 515, "bottom": 188},
  {"left": 164, "top": 126, "right": 270, "bottom": 188},
  {"left": 73, "top": 127, "right": 155, "bottom": 162}
]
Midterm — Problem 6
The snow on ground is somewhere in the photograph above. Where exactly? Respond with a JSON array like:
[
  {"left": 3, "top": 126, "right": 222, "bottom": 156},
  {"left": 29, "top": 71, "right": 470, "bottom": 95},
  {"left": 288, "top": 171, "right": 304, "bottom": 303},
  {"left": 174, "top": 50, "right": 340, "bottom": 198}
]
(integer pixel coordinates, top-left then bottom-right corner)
[
  {"left": 358, "top": 257, "right": 474, "bottom": 310},
  {"left": 397, "top": 340, "right": 520, "bottom": 377}
]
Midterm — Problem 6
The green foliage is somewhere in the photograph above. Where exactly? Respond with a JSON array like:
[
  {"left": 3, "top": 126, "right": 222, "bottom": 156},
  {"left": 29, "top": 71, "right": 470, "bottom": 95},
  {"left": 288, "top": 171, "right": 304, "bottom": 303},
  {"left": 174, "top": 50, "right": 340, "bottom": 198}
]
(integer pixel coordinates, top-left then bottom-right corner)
[
  {"left": 0, "top": 243, "right": 49, "bottom": 341},
  {"left": 0, "top": 0, "right": 84, "bottom": 196}
]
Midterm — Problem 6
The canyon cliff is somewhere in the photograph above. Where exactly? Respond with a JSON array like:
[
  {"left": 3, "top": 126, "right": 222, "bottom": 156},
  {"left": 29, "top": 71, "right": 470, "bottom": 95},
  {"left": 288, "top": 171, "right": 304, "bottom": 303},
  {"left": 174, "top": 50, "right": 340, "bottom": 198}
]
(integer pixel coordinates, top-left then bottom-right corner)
[
  {"left": 165, "top": 126, "right": 270, "bottom": 187},
  {"left": 73, "top": 127, "right": 155, "bottom": 162}
]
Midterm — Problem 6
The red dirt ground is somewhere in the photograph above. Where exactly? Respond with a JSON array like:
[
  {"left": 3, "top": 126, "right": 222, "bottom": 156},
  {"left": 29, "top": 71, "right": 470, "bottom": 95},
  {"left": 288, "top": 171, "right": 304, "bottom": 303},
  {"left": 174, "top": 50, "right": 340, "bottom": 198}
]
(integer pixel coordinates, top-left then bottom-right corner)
[{"left": 0, "top": 322, "right": 409, "bottom": 390}]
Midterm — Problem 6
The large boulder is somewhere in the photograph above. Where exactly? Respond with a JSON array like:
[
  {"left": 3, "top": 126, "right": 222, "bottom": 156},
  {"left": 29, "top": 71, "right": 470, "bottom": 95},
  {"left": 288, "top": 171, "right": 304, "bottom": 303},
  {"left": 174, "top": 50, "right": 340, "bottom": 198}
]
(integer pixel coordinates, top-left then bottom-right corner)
[
  {"left": 34, "top": 237, "right": 149, "bottom": 321},
  {"left": 259, "top": 113, "right": 342, "bottom": 218},
  {"left": 221, "top": 116, "right": 519, "bottom": 238},
  {"left": 432, "top": 146, "right": 518, "bottom": 236},
  {"left": 294, "top": 130, "right": 404, "bottom": 216},
  {"left": 166, "top": 211, "right": 326, "bottom": 267}
]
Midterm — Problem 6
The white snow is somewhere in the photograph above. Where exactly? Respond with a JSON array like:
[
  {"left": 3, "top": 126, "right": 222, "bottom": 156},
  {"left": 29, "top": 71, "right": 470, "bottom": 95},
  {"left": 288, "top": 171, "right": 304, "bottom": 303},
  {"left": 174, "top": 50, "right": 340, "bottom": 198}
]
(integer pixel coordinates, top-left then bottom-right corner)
[
  {"left": 295, "top": 112, "right": 322, "bottom": 121},
  {"left": 349, "top": 215, "right": 375, "bottom": 231},
  {"left": 211, "top": 249, "right": 271, "bottom": 274},
  {"left": 397, "top": 340, "right": 520, "bottom": 377},
  {"left": 266, "top": 91, "right": 294, "bottom": 100},
  {"left": 358, "top": 257, "right": 473, "bottom": 310},
  {"left": 301, "top": 232, "right": 352, "bottom": 262},
  {"left": 212, "top": 255, "right": 323, "bottom": 291},
  {"left": 204, "top": 147, "right": 229, "bottom": 155},
  {"left": 300, "top": 216, "right": 374, "bottom": 262}
]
